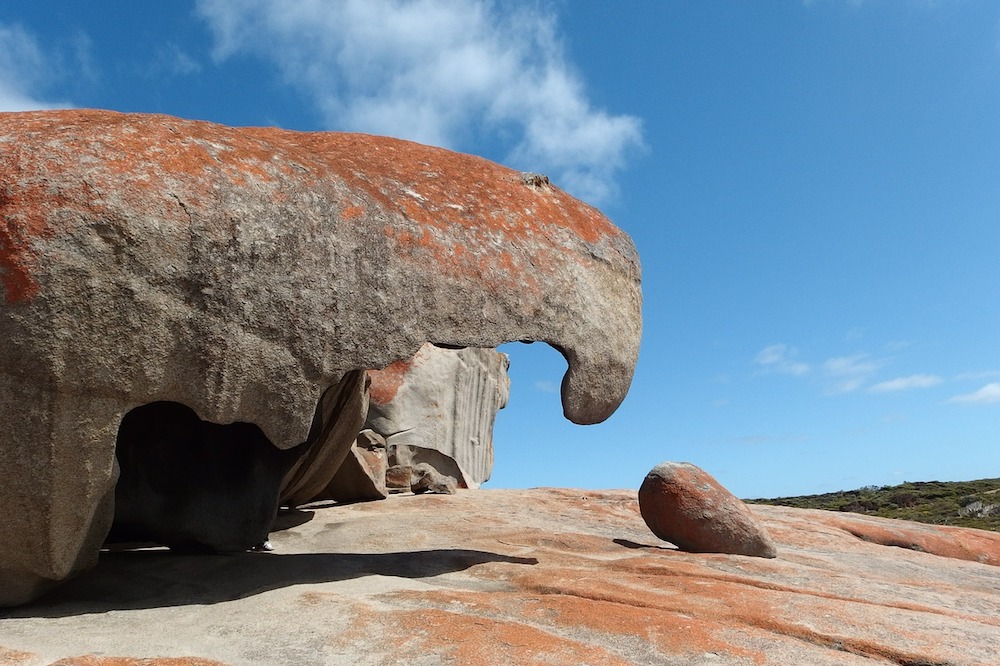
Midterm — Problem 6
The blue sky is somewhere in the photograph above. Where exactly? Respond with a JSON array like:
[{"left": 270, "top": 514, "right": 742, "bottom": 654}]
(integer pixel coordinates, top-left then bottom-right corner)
[{"left": 2, "top": 1, "right": 998, "bottom": 497}]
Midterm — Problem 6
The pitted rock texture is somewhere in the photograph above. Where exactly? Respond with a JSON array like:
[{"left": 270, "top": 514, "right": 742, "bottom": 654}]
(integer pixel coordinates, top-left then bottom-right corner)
[
  {"left": 2, "top": 489, "right": 998, "bottom": 666},
  {"left": 0, "top": 110, "right": 641, "bottom": 606},
  {"left": 639, "top": 462, "right": 778, "bottom": 558},
  {"left": 367, "top": 343, "right": 509, "bottom": 489}
]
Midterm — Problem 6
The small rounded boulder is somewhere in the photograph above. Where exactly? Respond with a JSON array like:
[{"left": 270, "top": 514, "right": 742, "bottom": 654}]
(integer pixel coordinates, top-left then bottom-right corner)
[{"left": 638, "top": 462, "right": 778, "bottom": 558}]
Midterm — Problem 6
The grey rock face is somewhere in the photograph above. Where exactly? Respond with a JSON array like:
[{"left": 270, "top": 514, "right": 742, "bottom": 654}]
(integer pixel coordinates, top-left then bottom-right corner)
[
  {"left": 325, "top": 430, "right": 390, "bottom": 504},
  {"left": 279, "top": 371, "right": 370, "bottom": 507},
  {"left": 0, "top": 110, "right": 642, "bottom": 606},
  {"left": 366, "top": 343, "right": 509, "bottom": 489},
  {"left": 638, "top": 462, "right": 778, "bottom": 559},
  {"left": 385, "top": 463, "right": 459, "bottom": 495}
]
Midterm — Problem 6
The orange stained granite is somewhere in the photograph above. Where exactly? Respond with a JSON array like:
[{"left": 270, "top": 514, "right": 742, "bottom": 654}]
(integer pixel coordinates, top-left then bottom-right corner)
[
  {"left": 366, "top": 359, "right": 414, "bottom": 405},
  {"left": 0, "top": 110, "right": 630, "bottom": 304}
]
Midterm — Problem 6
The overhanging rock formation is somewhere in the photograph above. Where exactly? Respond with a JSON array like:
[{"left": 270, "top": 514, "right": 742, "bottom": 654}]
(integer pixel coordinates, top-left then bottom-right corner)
[{"left": 0, "top": 110, "right": 642, "bottom": 606}]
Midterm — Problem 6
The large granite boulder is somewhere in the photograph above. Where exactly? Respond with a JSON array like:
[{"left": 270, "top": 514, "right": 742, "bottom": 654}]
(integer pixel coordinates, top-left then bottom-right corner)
[
  {"left": 0, "top": 110, "right": 642, "bottom": 606},
  {"left": 366, "top": 343, "right": 510, "bottom": 489},
  {"left": 639, "top": 462, "right": 778, "bottom": 558}
]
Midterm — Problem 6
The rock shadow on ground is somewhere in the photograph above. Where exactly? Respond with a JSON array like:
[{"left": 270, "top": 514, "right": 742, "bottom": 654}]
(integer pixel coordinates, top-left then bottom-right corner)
[{"left": 2, "top": 548, "right": 538, "bottom": 618}]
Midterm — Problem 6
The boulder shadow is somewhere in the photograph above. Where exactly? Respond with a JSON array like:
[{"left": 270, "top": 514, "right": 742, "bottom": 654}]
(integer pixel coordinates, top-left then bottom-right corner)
[
  {"left": 3, "top": 548, "right": 538, "bottom": 618},
  {"left": 614, "top": 538, "right": 678, "bottom": 551}
]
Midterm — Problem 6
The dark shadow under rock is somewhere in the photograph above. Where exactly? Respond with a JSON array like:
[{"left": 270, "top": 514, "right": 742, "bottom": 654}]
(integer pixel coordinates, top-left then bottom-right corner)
[
  {"left": 3, "top": 549, "right": 538, "bottom": 617},
  {"left": 109, "top": 401, "right": 303, "bottom": 553}
]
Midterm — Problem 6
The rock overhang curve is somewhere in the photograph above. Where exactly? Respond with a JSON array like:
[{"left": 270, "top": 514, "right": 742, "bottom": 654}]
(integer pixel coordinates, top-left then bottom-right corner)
[{"left": 0, "top": 109, "right": 642, "bottom": 606}]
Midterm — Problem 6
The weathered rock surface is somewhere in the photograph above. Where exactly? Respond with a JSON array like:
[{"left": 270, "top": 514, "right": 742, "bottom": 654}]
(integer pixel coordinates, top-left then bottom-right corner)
[
  {"left": 0, "top": 110, "right": 642, "bottom": 605},
  {"left": 2, "top": 489, "right": 998, "bottom": 666},
  {"left": 410, "top": 463, "right": 459, "bottom": 495},
  {"left": 366, "top": 343, "right": 509, "bottom": 489},
  {"left": 639, "top": 462, "right": 778, "bottom": 558},
  {"left": 385, "top": 463, "right": 459, "bottom": 495},
  {"left": 278, "top": 371, "right": 370, "bottom": 508},
  {"left": 324, "top": 430, "right": 390, "bottom": 504}
]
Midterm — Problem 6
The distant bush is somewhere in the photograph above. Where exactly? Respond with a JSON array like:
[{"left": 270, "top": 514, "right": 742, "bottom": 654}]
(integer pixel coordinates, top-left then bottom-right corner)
[
  {"left": 889, "top": 492, "right": 918, "bottom": 508},
  {"left": 839, "top": 499, "right": 879, "bottom": 513},
  {"left": 747, "top": 478, "right": 1000, "bottom": 532},
  {"left": 958, "top": 495, "right": 980, "bottom": 508}
]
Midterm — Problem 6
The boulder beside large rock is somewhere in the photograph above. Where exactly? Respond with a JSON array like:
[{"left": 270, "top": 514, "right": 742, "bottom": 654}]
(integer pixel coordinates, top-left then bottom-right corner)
[{"left": 638, "top": 462, "right": 778, "bottom": 558}]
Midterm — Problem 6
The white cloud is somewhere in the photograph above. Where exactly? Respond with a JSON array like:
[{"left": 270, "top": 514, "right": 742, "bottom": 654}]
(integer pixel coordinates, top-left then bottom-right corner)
[
  {"left": 823, "top": 353, "right": 884, "bottom": 393},
  {"left": 869, "top": 374, "right": 942, "bottom": 393},
  {"left": 754, "top": 343, "right": 810, "bottom": 376},
  {"left": 0, "top": 23, "right": 70, "bottom": 111},
  {"left": 195, "top": 0, "right": 643, "bottom": 203},
  {"left": 947, "top": 383, "right": 1000, "bottom": 405}
]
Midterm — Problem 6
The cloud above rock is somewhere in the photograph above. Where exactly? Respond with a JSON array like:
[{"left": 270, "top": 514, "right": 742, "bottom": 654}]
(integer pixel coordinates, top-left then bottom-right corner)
[
  {"left": 0, "top": 23, "right": 71, "bottom": 112},
  {"left": 195, "top": 0, "right": 643, "bottom": 203}
]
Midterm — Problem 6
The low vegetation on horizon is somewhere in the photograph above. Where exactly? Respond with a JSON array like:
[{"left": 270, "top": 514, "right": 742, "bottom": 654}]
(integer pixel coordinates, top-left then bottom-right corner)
[{"left": 747, "top": 478, "right": 1000, "bottom": 533}]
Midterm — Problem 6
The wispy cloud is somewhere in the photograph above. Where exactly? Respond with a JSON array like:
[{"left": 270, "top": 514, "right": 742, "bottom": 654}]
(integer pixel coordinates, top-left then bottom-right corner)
[
  {"left": 0, "top": 23, "right": 71, "bottom": 111},
  {"left": 754, "top": 343, "right": 810, "bottom": 376},
  {"left": 869, "top": 374, "right": 942, "bottom": 393},
  {"left": 823, "top": 354, "right": 884, "bottom": 393},
  {"left": 149, "top": 43, "right": 203, "bottom": 77},
  {"left": 947, "top": 383, "right": 1000, "bottom": 405},
  {"left": 533, "top": 380, "right": 558, "bottom": 394},
  {"left": 195, "top": 0, "right": 643, "bottom": 203}
]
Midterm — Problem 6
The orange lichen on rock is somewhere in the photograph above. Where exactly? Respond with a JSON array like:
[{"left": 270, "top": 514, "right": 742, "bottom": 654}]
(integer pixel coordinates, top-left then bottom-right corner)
[
  {"left": 339, "top": 205, "right": 366, "bottom": 221},
  {"left": 0, "top": 646, "right": 35, "bottom": 665},
  {"left": 368, "top": 605, "right": 640, "bottom": 666},
  {"left": 270, "top": 128, "right": 623, "bottom": 246},
  {"left": 0, "top": 109, "right": 631, "bottom": 304},
  {"left": 3, "top": 490, "right": 999, "bottom": 665},
  {"left": 0, "top": 176, "right": 57, "bottom": 303},
  {"left": 367, "top": 359, "right": 415, "bottom": 405},
  {"left": 47, "top": 658, "right": 231, "bottom": 666},
  {"left": 815, "top": 510, "right": 1000, "bottom": 566}
]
